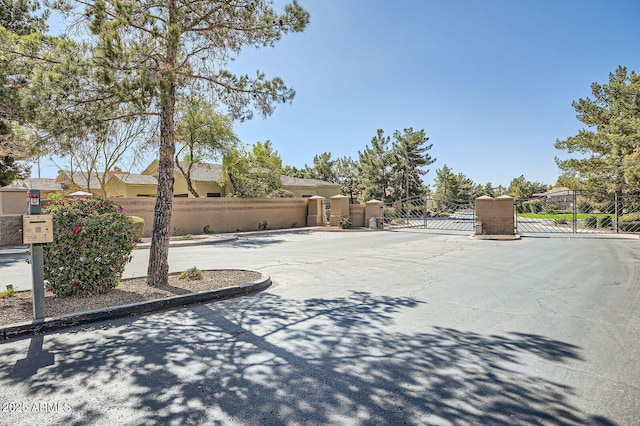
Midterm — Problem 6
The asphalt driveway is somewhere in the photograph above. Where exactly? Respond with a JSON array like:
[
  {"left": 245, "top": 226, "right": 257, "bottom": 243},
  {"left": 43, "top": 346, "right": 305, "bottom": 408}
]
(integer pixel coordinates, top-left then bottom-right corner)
[{"left": 0, "top": 230, "right": 638, "bottom": 425}]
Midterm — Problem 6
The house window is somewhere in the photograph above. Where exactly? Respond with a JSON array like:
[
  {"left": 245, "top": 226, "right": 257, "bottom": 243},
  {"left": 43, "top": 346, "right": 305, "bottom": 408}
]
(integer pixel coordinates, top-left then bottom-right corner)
[
  {"left": 174, "top": 193, "right": 188, "bottom": 198},
  {"left": 206, "top": 192, "right": 221, "bottom": 198},
  {"left": 302, "top": 194, "right": 313, "bottom": 198}
]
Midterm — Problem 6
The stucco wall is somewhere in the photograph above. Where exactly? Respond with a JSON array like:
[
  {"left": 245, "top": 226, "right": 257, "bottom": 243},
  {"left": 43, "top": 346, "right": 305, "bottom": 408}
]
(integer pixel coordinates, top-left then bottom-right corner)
[
  {"left": 113, "top": 197, "right": 309, "bottom": 237},
  {"left": 349, "top": 204, "right": 365, "bottom": 228},
  {"left": 0, "top": 188, "right": 27, "bottom": 215},
  {"left": 475, "top": 195, "right": 515, "bottom": 235},
  {"left": 0, "top": 215, "right": 23, "bottom": 246}
]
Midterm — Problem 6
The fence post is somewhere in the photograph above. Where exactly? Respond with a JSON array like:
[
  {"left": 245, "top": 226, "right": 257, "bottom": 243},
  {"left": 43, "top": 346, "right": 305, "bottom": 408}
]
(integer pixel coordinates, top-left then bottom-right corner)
[
  {"left": 573, "top": 190, "right": 577, "bottom": 233},
  {"left": 365, "top": 200, "right": 384, "bottom": 229},
  {"left": 307, "top": 196, "right": 326, "bottom": 227},
  {"left": 330, "top": 195, "right": 349, "bottom": 226},
  {"left": 615, "top": 190, "right": 619, "bottom": 233}
]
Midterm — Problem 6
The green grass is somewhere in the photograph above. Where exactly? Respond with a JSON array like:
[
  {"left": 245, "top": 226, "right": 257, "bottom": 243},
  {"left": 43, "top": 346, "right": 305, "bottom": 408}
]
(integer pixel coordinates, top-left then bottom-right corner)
[{"left": 518, "top": 213, "right": 614, "bottom": 220}]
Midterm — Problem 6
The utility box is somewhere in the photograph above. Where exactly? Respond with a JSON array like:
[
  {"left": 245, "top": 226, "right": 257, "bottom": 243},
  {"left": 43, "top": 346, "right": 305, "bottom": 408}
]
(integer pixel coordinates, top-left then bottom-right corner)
[
  {"left": 23, "top": 214, "right": 54, "bottom": 244},
  {"left": 475, "top": 221, "right": 483, "bottom": 235}
]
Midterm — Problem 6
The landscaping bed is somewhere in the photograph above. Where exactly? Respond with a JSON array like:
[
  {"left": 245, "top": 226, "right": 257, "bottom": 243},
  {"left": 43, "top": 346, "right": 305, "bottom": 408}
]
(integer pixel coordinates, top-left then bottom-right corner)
[{"left": 0, "top": 270, "right": 261, "bottom": 326}]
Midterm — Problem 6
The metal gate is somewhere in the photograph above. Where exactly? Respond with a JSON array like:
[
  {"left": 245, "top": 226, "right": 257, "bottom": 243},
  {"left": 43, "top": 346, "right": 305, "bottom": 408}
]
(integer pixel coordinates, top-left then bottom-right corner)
[
  {"left": 383, "top": 195, "right": 475, "bottom": 231},
  {"left": 321, "top": 199, "right": 331, "bottom": 225},
  {"left": 515, "top": 189, "right": 640, "bottom": 234}
]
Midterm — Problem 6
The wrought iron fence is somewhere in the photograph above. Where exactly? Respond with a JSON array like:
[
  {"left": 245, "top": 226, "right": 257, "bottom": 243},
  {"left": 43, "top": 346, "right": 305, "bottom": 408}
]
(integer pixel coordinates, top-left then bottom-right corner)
[{"left": 515, "top": 189, "right": 640, "bottom": 234}]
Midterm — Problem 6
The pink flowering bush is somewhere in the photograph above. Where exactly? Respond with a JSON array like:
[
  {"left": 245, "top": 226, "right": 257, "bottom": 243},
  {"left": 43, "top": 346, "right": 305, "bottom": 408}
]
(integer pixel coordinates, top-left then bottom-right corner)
[{"left": 42, "top": 196, "right": 136, "bottom": 296}]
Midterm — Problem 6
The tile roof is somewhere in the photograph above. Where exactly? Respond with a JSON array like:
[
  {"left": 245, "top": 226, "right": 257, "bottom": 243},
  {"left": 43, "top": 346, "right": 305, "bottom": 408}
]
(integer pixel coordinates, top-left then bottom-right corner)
[
  {"left": 280, "top": 176, "right": 340, "bottom": 187},
  {"left": 112, "top": 173, "right": 158, "bottom": 185},
  {"left": 178, "top": 162, "right": 225, "bottom": 182},
  {"left": 16, "top": 178, "right": 63, "bottom": 191}
]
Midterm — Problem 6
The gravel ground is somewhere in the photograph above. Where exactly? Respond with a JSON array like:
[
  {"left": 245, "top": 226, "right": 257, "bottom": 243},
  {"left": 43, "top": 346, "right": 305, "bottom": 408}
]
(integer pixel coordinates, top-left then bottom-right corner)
[{"left": 0, "top": 270, "right": 261, "bottom": 326}]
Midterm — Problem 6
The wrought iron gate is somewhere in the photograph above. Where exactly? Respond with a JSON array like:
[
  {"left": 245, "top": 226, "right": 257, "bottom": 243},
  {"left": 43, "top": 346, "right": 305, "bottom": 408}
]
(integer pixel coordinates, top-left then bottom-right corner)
[
  {"left": 515, "top": 189, "right": 640, "bottom": 234},
  {"left": 383, "top": 195, "right": 475, "bottom": 231}
]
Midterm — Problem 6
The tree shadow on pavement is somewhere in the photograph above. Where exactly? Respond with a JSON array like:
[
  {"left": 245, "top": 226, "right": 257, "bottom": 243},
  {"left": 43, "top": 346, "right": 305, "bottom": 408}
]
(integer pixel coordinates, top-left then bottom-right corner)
[
  {"left": 227, "top": 237, "right": 287, "bottom": 249},
  {"left": 0, "top": 291, "right": 616, "bottom": 425}
]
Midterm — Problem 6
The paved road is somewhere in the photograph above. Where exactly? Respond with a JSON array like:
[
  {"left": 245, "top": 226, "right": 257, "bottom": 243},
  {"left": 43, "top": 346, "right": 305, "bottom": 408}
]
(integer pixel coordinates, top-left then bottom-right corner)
[{"left": 0, "top": 230, "right": 639, "bottom": 425}]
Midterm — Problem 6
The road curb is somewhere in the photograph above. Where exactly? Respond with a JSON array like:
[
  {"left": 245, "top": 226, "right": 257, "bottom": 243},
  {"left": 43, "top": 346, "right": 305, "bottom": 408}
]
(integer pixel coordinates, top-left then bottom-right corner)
[{"left": 1, "top": 272, "right": 271, "bottom": 342}]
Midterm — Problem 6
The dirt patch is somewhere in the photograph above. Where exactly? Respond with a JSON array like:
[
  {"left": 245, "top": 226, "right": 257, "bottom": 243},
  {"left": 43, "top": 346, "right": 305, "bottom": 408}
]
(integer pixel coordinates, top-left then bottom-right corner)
[{"left": 0, "top": 270, "right": 262, "bottom": 326}]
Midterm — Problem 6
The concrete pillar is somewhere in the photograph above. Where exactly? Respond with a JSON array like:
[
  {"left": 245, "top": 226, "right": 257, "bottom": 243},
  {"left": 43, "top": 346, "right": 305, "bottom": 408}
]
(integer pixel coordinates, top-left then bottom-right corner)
[
  {"left": 475, "top": 195, "right": 515, "bottom": 235},
  {"left": 307, "top": 196, "right": 325, "bottom": 227},
  {"left": 330, "top": 195, "right": 349, "bottom": 226},
  {"left": 365, "top": 200, "right": 384, "bottom": 229},
  {"left": 349, "top": 204, "right": 366, "bottom": 227}
]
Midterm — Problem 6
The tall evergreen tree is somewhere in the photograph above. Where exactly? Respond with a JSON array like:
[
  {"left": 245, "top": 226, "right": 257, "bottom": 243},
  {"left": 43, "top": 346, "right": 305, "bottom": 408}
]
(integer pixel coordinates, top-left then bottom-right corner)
[
  {"left": 506, "top": 175, "right": 548, "bottom": 199},
  {"left": 305, "top": 152, "right": 336, "bottom": 182},
  {"left": 555, "top": 66, "right": 640, "bottom": 193},
  {"left": 358, "top": 129, "right": 393, "bottom": 202},
  {"left": 335, "top": 156, "right": 359, "bottom": 201},
  {"left": 0, "top": 0, "right": 50, "bottom": 181},
  {"left": 390, "top": 127, "right": 435, "bottom": 200},
  {"left": 47, "top": 0, "right": 309, "bottom": 286},
  {"left": 433, "top": 165, "right": 475, "bottom": 201}
]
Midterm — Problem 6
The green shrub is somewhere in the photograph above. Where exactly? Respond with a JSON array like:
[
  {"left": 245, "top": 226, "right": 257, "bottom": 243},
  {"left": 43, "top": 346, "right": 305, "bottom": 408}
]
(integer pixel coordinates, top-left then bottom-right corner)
[
  {"left": 179, "top": 266, "right": 203, "bottom": 282},
  {"left": 258, "top": 220, "right": 268, "bottom": 231},
  {"left": 577, "top": 202, "right": 593, "bottom": 214},
  {"left": 528, "top": 202, "right": 542, "bottom": 214},
  {"left": 545, "top": 204, "right": 558, "bottom": 214},
  {"left": 203, "top": 225, "right": 213, "bottom": 234},
  {"left": 267, "top": 188, "right": 294, "bottom": 198},
  {"left": 128, "top": 216, "right": 145, "bottom": 242},
  {"left": 339, "top": 217, "right": 352, "bottom": 229},
  {"left": 584, "top": 215, "right": 598, "bottom": 228},
  {"left": 598, "top": 215, "right": 613, "bottom": 228},
  {"left": 42, "top": 196, "right": 135, "bottom": 297},
  {"left": 619, "top": 213, "right": 640, "bottom": 232},
  {"left": 554, "top": 218, "right": 568, "bottom": 225}
]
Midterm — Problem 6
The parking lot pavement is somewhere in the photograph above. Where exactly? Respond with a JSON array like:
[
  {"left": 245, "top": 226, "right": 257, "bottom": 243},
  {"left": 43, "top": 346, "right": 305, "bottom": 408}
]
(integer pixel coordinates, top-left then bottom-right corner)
[{"left": 0, "top": 229, "right": 639, "bottom": 425}]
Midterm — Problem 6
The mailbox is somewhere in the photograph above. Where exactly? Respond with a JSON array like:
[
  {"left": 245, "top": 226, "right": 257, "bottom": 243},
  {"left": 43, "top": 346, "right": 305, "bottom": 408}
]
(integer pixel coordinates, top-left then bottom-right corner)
[{"left": 23, "top": 214, "right": 54, "bottom": 244}]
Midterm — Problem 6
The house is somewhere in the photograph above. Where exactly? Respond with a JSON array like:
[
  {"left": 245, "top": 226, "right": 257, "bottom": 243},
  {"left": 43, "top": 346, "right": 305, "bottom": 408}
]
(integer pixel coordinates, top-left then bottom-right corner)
[
  {"left": 22, "top": 161, "right": 342, "bottom": 200},
  {"left": 535, "top": 187, "right": 573, "bottom": 210},
  {"left": 141, "top": 160, "right": 229, "bottom": 197},
  {"left": 15, "top": 178, "right": 63, "bottom": 199},
  {"left": 55, "top": 170, "right": 107, "bottom": 197},
  {"left": 105, "top": 172, "right": 158, "bottom": 198},
  {"left": 140, "top": 160, "right": 341, "bottom": 199},
  {"left": 280, "top": 176, "right": 341, "bottom": 198}
]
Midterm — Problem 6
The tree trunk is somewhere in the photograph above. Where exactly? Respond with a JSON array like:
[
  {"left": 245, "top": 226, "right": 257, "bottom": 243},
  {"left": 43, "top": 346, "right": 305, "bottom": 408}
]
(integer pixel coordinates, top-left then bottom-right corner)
[
  {"left": 147, "top": 98, "right": 176, "bottom": 286},
  {"left": 147, "top": 1, "right": 177, "bottom": 287}
]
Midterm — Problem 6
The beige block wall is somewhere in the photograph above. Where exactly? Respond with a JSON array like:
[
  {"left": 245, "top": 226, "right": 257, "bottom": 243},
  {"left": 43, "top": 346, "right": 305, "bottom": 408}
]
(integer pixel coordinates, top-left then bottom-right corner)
[
  {"left": 475, "top": 196, "right": 515, "bottom": 235},
  {"left": 0, "top": 215, "right": 23, "bottom": 246},
  {"left": 0, "top": 189, "right": 27, "bottom": 214},
  {"left": 113, "top": 197, "right": 309, "bottom": 237},
  {"left": 349, "top": 204, "right": 365, "bottom": 228}
]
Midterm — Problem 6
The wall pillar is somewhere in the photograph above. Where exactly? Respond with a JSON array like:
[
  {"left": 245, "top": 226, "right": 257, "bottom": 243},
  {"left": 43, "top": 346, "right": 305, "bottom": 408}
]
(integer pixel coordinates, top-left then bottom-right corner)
[
  {"left": 330, "top": 195, "right": 349, "bottom": 226},
  {"left": 307, "top": 196, "right": 325, "bottom": 227},
  {"left": 365, "top": 200, "right": 384, "bottom": 229},
  {"left": 475, "top": 195, "right": 515, "bottom": 235}
]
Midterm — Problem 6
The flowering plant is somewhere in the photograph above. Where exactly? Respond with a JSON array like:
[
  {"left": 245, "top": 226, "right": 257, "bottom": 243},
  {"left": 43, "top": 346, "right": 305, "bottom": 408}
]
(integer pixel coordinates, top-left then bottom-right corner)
[{"left": 41, "top": 196, "right": 136, "bottom": 296}]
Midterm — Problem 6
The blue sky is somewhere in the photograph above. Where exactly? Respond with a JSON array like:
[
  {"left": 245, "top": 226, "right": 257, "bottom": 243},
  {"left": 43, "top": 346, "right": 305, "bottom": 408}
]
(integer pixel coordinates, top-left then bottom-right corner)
[{"left": 36, "top": 0, "right": 640, "bottom": 188}]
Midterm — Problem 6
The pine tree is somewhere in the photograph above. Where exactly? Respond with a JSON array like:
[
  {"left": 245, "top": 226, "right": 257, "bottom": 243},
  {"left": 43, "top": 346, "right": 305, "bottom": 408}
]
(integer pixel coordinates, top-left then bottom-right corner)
[{"left": 48, "top": 0, "right": 309, "bottom": 285}]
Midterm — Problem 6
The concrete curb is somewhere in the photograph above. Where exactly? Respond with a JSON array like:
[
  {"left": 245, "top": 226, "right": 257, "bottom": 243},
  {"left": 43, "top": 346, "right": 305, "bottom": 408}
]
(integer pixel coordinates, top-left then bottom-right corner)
[
  {"left": 1, "top": 272, "right": 271, "bottom": 342},
  {"left": 134, "top": 234, "right": 238, "bottom": 249}
]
